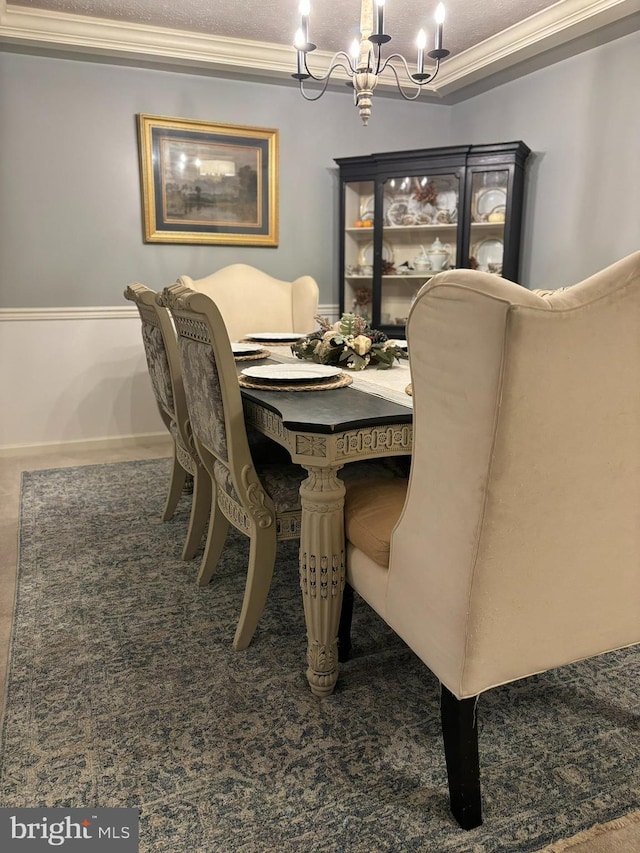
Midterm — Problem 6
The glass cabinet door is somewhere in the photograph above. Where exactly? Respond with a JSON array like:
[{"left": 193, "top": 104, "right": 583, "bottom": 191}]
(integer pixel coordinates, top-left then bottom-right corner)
[
  {"left": 380, "top": 173, "right": 460, "bottom": 331},
  {"left": 468, "top": 169, "right": 509, "bottom": 275},
  {"left": 342, "top": 179, "right": 375, "bottom": 323}
]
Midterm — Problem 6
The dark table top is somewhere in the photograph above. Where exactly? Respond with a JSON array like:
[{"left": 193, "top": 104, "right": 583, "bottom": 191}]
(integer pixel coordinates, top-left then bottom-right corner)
[{"left": 237, "top": 359, "right": 412, "bottom": 434}]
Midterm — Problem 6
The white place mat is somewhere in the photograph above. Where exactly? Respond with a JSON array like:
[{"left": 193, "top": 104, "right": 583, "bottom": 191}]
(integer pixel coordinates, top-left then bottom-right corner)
[{"left": 264, "top": 346, "right": 413, "bottom": 409}]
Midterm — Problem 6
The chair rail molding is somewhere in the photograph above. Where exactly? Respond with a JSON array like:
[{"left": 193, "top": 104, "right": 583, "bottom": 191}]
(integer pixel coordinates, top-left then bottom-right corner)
[
  {"left": 0, "top": 306, "right": 139, "bottom": 321},
  {"left": 0, "top": 304, "right": 338, "bottom": 322}
]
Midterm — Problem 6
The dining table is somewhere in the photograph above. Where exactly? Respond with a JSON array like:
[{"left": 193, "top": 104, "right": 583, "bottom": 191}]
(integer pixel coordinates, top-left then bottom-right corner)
[{"left": 237, "top": 345, "right": 413, "bottom": 696}]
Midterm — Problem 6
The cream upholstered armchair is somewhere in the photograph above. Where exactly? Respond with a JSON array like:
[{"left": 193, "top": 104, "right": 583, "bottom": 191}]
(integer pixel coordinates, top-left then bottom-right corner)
[
  {"left": 340, "top": 252, "right": 640, "bottom": 830},
  {"left": 124, "top": 283, "right": 210, "bottom": 560},
  {"left": 178, "top": 264, "right": 319, "bottom": 342}
]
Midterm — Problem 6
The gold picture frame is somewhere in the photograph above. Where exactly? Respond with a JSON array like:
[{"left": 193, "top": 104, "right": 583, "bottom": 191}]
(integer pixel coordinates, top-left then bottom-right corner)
[{"left": 137, "top": 114, "right": 279, "bottom": 246}]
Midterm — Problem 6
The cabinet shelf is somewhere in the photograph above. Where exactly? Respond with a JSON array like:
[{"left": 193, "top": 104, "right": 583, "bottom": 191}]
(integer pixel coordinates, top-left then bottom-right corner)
[
  {"left": 346, "top": 274, "right": 435, "bottom": 280},
  {"left": 345, "top": 227, "right": 375, "bottom": 236},
  {"left": 470, "top": 220, "right": 506, "bottom": 228},
  {"left": 346, "top": 223, "right": 458, "bottom": 237}
]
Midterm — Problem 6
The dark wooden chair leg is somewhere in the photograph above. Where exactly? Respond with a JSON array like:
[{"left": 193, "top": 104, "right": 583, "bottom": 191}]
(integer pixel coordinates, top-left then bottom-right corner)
[
  {"left": 338, "top": 582, "right": 354, "bottom": 662},
  {"left": 440, "top": 684, "right": 482, "bottom": 830}
]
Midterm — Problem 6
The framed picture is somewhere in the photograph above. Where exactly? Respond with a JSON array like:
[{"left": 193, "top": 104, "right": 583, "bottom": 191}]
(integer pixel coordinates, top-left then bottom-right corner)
[{"left": 137, "top": 114, "right": 278, "bottom": 246}]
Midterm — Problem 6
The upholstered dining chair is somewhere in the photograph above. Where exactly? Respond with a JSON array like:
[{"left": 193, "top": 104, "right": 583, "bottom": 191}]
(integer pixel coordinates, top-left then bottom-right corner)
[
  {"left": 178, "top": 264, "right": 319, "bottom": 342},
  {"left": 158, "top": 282, "right": 310, "bottom": 650},
  {"left": 124, "top": 283, "right": 210, "bottom": 561},
  {"left": 339, "top": 252, "right": 640, "bottom": 830}
]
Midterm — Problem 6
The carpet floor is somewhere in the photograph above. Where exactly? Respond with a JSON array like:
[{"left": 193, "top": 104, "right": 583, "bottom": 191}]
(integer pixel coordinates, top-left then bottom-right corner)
[{"left": 1, "top": 459, "right": 639, "bottom": 852}]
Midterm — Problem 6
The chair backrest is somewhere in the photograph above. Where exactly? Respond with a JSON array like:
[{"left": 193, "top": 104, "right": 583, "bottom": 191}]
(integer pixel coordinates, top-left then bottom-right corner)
[
  {"left": 178, "top": 264, "right": 318, "bottom": 341},
  {"left": 386, "top": 252, "right": 640, "bottom": 699},
  {"left": 124, "top": 283, "right": 189, "bottom": 441},
  {"left": 158, "top": 283, "right": 273, "bottom": 522}
]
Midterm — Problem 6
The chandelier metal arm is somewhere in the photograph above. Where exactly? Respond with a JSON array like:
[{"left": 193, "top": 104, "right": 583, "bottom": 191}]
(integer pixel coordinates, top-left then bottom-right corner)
[
  {"left": 295, "top": 49, "right": 358, "bottom": 102},
  {"left": 378, "top": 53, "right": 442, "bottom": 96},
  {"left": 298, "top": 74, "right": 338, "bottom": 102},
  {"left": 301, "top": 51, "right": 355, "bottom": 83},
  {"left": 383, "top": 63, "right": 424, "bottom": 101}
]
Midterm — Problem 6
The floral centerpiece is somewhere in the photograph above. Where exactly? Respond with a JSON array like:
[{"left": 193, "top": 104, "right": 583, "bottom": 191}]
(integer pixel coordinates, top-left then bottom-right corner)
[{"left": 291, "top": 313, "right": 408, "bottom": 371}]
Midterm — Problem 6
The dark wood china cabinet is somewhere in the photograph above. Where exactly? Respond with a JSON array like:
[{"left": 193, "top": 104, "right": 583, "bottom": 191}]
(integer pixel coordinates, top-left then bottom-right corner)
[{"left": 335, "top": 141, "right": 530, "bottom": 335}]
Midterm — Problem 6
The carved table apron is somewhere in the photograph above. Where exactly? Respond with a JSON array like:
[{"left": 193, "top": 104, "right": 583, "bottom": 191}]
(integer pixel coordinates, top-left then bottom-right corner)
[{"left": 239, "top": 377, "right": 413, "bottom": 696}]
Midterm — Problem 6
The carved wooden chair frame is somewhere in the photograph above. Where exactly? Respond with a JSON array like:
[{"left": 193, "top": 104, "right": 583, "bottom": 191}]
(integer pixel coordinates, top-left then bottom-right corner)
[{"left": 159, "top": 283, "right": 302, "bottom": 650}]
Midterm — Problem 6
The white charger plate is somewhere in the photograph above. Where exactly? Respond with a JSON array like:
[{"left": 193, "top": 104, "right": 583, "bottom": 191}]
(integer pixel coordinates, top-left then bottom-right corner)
[
  {"left": 473, "top": 238, "right": 504, "bottom": 269},
  {"left": 359, "top": 241, "right": 394, "bottom": 266},
  {"left": 241, "top": 364, "right": 342, "bottom": 383},
  {"left": 387, "top": 339, "right": 408, "bottom": 350},
  {"left": 475, "top": 187, "right": 507, "bottom": 220},
  {"left": 244, "top": 332, "right": 306, "bottom": 343}
]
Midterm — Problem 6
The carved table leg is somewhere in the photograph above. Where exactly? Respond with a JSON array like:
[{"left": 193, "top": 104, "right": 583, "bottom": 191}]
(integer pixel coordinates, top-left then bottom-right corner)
[{"left": 299, "top": 465, "right": 346, "bottom": 697}]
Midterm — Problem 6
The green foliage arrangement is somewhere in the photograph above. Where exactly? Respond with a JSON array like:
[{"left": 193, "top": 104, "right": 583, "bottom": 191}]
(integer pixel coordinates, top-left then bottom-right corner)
[{"left": 291, "top": 313, "right": 408, "bottom": 371}]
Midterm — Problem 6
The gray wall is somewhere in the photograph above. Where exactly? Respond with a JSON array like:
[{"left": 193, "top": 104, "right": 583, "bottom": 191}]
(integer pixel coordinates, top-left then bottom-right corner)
[
  {"left": 0, "top": 52, "right": 451, "bottom": 307},
  {"left": 1, "top": 26, "right": 639, "bottom": 307},
  {"left": 450, "top": 27, "right": 640, "bottom": 288}
]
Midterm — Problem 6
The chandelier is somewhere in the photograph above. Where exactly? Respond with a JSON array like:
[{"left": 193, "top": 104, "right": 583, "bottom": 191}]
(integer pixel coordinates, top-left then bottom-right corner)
[{"left": 292, "top": 0, "right": 449, "bottom": 126}]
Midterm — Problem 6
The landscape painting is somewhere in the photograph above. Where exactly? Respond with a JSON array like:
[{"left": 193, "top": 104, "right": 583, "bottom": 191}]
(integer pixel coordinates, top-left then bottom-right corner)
[{"left": 137, "top": 115, "right": 278, "bottom": 246}]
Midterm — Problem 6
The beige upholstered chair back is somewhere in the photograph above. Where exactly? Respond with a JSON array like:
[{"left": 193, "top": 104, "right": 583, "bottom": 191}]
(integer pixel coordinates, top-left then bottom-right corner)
[
  {"left": 178, "top": 264, "right": 318, "bottom": 341},
  {"left": 387, "top": 252, "right": 640, "bottom": 699}
]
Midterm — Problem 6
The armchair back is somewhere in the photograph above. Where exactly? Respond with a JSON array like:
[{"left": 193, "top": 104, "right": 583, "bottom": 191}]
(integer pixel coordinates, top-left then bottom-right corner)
[
  {"left": 179, "top": 264, "right": 318, "bottom": 341},
  {"left": 387, "top": 252, "right": 640, "bottom": 698}
]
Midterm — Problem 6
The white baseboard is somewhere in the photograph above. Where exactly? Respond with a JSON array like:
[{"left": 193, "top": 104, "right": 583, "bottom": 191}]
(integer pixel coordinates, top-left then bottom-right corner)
[{"left": 0, "top": 432, "right": 171, "bottom": 458}]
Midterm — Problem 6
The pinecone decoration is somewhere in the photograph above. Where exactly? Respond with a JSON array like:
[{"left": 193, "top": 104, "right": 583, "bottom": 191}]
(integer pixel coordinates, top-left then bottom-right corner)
[
  {"left": 413, "top": 182, "right": 438, "bottom": 206},
  {"left": 369, "top": 329, "right": 388, "bottom": 343}
]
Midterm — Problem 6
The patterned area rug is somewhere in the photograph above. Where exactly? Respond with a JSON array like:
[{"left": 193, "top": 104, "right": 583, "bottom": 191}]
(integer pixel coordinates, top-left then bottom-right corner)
[{"left": 1, "top": 459, "right": 639, "bottom": 852}]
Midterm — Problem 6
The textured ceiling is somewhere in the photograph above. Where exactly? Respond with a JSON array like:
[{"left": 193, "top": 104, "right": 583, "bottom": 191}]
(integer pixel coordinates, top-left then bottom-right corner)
[{"left": 7, "top": 0, "right": 573, "bottom": 59}]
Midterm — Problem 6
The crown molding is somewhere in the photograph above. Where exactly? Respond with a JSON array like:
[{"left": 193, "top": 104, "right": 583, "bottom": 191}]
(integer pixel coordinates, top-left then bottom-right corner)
[
  {"left": 0, "top": 0, "right": 638, "bottom": 98},
  {"left": 432, "top": 0, "right": 640, "bottom": 96},
  {"left": 0, "top": 3, "right": 305, "bottom": 81}
]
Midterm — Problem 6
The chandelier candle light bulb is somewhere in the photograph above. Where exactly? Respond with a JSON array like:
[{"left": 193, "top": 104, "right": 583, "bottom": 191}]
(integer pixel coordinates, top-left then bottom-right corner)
[
  {"left": 299, "top": 0, "right": 310, "bottom": 43},
  {"left": 375, "top": 0, "right": 385, "bottom": 38},
  {"left": 294, "top": 29, "right": 305, "bottom": 75},
  {"left": 291, "top": 1, "right": 449, "bottom": 125},
  {"left": 435, "top": 3, "right": 445, "bottom": 51},
  {"left": 350, "top": 39, "right": 361, "bottom": 68},
  {"left": 416, "top": 29, "right": 427, "bottom": 77}
]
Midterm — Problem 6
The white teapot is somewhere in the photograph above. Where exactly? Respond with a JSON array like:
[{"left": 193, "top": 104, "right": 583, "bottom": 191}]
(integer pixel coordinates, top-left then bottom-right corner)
[
  {"left": 412, "top": 246, "right": 431, "bottom": 273},
  {"left": 426, "top": 237, "right": 451, "bottom": 272}
]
